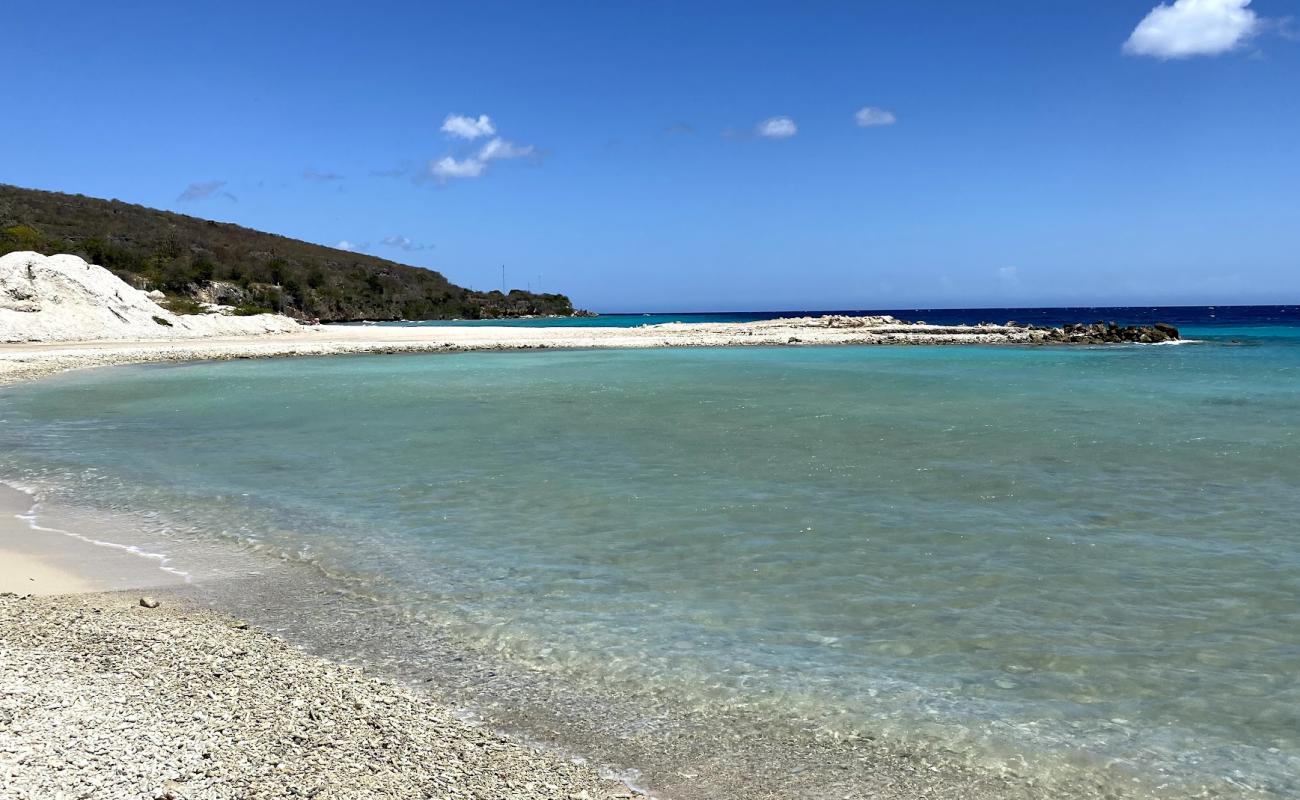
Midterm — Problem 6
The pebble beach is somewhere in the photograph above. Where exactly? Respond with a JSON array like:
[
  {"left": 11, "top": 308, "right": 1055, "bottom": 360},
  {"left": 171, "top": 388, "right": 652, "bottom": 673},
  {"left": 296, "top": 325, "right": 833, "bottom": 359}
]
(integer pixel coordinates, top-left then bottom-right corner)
[{"left": 0, "top": 592, "right": 625, "bottom": 800}]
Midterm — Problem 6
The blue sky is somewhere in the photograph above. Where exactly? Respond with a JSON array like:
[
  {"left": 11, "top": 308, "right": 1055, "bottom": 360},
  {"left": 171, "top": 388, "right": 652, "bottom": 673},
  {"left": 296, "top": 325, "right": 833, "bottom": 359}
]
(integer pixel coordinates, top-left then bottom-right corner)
[{"left": 5, "top": 1, "right": 1298, "bottom": 311}]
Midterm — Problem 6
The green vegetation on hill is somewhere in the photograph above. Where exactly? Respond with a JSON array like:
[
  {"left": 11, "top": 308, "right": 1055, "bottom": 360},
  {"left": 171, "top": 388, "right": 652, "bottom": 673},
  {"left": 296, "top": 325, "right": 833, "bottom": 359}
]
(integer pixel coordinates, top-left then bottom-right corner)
[{"left": 0, "top": 184, "right": 576, "bottom": 321}]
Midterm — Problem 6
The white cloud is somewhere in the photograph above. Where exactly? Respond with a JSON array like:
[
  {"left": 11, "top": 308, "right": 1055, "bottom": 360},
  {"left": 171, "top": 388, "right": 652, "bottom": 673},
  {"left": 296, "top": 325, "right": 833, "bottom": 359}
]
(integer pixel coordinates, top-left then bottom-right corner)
[
  {"left": 336, "top": 240, "right": 368, "bottom": 252},
  {"left": 430, "top": 156, "right": 487, "bottom": 179},
  {"left": 855, "top": 106, "right": 897, "bottom": 127},
  {"left": 1124, "top": 0, "right": 1259, "bottom": 58},
  {"left": 997, "top": 265, "right": 1020, "bottom": 285},
  {"left": 441, "top": 114, "right": 496, "bottom": 139},
  {"left": 428, "top": 133, "right": 539, "bottom": 182},
  {"left": 755, "top": 116, "right": 797, "bottom": 139}
]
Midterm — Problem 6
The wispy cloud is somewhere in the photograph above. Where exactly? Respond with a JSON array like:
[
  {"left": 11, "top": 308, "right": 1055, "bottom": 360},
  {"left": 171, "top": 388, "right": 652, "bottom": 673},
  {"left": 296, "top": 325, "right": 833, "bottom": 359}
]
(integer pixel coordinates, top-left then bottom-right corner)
[
  {"left": 441, "top": 114, "right": 496, "bottom": 140},
  {"left": 1124, "top": 0, "right": 1259, "bottom": 58},
  {"left": 478, "top": 138, "right": 535, "bottom": 161},
  {"left": 380, "top": 235, "right": 428, "bottom": 252},
  {"left": 336, "top": 240, "right": 369, "bottom": 252},
  {"left": 428, "top": 114, "right": 539, "bottom": 183},
  {"left": 664, "top": 122, "right": 695, "bottom": 136},
  {"left": 855, "top": 106, "right": 897, "bottom": 127},
  {"left": 755, "top": 116, "right": 798, "bottom": 139},
  {"left": 371, "top": 162, "right": 414, "bottom": 178},
  {"left": 177, "top": 181, "right": 236, "bottom": 202},
  {"left": 303, "top": 168, "right": 344, "bottom": 181}
]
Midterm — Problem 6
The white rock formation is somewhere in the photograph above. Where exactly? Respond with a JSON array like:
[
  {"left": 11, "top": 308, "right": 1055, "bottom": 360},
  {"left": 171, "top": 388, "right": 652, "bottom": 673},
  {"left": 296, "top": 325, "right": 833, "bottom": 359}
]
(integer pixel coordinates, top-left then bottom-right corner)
[{"left": 0, "top": 252, "right": 300, "bottom": 343}]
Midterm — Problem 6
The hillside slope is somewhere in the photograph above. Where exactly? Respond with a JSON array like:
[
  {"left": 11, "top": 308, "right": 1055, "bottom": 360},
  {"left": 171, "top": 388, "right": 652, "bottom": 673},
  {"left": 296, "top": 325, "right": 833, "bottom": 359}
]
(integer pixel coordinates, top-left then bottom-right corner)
[
  {"left": 0, "top": 184, "right": 575, "bottom": 322},
  {"left": 0, "top": 251, "right": 300, "bottom": 342}
]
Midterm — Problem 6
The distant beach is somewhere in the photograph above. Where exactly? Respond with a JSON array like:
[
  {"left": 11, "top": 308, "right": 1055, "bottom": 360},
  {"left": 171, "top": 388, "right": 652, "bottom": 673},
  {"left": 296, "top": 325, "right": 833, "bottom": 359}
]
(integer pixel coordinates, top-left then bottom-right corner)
[{"left": 1, "top": 252, "right": 1190, "bottom": 387}]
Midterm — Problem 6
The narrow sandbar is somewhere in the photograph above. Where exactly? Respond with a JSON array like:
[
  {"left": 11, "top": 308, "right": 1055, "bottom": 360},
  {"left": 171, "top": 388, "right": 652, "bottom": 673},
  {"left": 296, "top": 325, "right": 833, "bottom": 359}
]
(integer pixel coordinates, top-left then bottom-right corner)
[{"left": 0, "top": 315, "right": 1169, "bottom": 386}]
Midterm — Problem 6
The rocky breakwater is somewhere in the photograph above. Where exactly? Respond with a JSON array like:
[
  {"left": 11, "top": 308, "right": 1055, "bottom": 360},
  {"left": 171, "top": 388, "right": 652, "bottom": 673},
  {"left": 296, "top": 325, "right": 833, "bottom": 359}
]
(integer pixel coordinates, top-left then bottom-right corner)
[
  {"left": 741, "top": 315, "right": 1180, "bottom": 345},
  {"left": 1038, "top": 320, "right": 1181, "bottom": 344}
]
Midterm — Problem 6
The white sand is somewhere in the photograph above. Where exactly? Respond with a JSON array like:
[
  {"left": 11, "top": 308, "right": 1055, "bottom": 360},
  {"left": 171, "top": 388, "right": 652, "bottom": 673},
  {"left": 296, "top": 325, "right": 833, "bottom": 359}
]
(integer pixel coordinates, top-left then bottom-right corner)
[{"left": 0, "top": 549, "right": 91, "bottom": 595}]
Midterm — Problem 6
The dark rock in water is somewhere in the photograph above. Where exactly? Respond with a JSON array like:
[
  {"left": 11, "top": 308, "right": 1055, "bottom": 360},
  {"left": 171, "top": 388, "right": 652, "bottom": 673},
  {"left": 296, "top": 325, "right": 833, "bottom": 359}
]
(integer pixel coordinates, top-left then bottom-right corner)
[{"left": 1038, "top": 320, "right": 1179, "bottom": 345}]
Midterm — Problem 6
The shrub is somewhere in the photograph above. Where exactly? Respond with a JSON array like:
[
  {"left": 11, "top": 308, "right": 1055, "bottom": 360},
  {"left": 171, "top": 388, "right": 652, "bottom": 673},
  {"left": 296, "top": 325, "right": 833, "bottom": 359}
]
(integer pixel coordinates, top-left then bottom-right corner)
[
  {"left": 1, "top": 224, "right": 43, "bottom": 251},
  {"left": 161, "top": 296, "right": 207, "bottom": 315}
]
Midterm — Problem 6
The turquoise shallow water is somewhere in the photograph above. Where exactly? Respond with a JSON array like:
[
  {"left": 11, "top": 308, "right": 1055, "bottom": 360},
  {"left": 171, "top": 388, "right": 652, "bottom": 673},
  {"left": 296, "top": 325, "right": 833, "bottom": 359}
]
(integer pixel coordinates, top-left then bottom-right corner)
[{"left": 2, "top": 329, "right": 1299, "bottom": 795}]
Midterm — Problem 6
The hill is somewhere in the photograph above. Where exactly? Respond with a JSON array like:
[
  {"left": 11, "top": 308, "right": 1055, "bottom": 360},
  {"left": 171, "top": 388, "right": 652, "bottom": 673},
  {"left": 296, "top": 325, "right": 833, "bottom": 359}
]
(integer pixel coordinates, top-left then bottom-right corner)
[{"left": 0, "top": 184, "right": 575, "bottom": 322}]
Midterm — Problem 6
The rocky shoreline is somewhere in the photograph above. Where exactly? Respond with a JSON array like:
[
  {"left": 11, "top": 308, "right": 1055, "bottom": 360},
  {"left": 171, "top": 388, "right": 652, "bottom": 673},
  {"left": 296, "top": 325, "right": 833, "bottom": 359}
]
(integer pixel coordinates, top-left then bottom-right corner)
[{"left": 0, "top": 592, "right": 626, "bottom": 800}]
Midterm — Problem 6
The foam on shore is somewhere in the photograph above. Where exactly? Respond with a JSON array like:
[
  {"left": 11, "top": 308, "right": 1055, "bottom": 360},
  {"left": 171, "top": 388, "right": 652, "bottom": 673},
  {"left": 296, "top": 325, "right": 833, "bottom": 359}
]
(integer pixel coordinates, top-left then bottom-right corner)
[{"left": 0, "top": 484, "right": 188, "bottom": 595}]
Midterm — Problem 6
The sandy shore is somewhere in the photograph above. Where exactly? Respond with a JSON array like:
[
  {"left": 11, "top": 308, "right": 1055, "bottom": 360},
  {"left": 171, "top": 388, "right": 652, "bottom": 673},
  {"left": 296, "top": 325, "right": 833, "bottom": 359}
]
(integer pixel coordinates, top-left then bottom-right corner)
[
  {"left": 0, "top": 486, "right": 191, "bottom": 597},
  {"left": 0, "top": 316, "right": 1065, "bottom": 385},
  {"left": 0, "top": 486, "right": 96, "bottom": 595},
  {"left": 0, "top": 549, "right": 91, "bottom": 595}
]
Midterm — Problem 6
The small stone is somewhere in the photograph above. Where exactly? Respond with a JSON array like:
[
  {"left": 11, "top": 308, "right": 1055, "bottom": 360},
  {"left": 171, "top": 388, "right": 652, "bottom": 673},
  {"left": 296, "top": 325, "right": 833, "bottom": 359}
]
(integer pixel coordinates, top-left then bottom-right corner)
[{"left": 139, "top": 597, "right": 160, "bottom": 609}]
